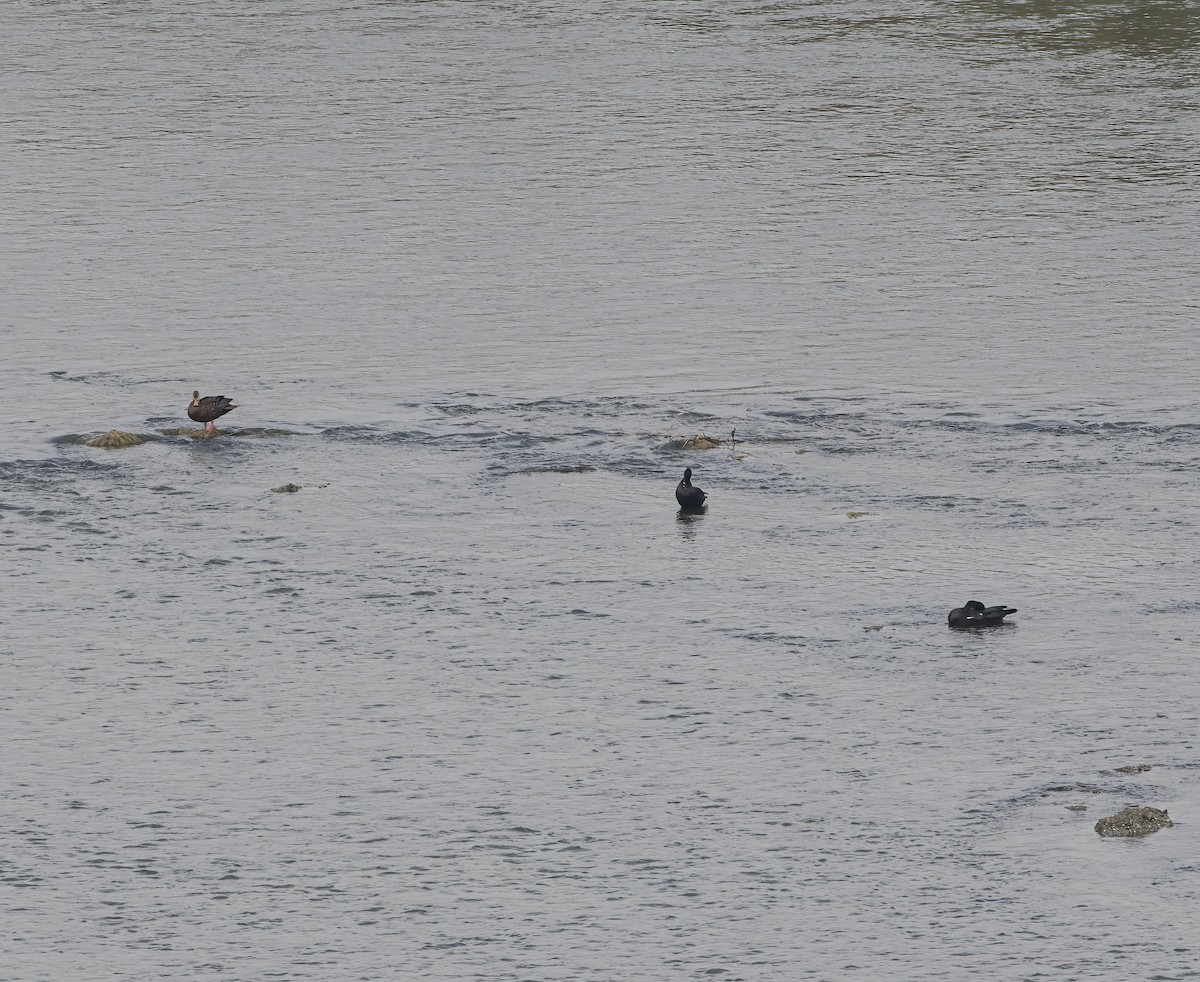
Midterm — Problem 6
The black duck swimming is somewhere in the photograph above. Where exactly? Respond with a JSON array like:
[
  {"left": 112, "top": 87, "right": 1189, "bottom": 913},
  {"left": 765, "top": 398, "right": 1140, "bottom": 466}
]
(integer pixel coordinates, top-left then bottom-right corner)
[
  {"left": 187, "top": 390, "right": 237, "bottom": 432},
  {"left": 675, "top": 467, "right": 707, "bottom": 512},
  {"left": 948, "top": 600, "right": 1017, "bottom": 628}
]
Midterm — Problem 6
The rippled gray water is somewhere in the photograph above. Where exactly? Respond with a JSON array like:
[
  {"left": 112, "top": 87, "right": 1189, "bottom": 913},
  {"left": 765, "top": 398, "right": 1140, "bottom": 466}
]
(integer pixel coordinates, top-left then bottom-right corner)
[{"left": 4, "top": 2, "right": 1200, "bottom": 979}]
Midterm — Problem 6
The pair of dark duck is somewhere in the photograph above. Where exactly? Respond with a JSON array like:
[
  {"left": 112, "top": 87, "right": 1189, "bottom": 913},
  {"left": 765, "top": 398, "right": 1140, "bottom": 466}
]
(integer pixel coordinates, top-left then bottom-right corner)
[
  {"left": 188, "top": 390, "right": 237, "bottom": 432},
  {"left": 948, "top": 600, "right": 1017, "bottom": 629},
  {"left": 676, "top": 467, "right": 707, "bottom": 512}
]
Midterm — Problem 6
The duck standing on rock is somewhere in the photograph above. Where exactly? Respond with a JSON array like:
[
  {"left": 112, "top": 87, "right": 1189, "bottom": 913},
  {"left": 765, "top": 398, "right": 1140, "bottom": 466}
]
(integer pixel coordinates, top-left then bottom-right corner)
[
  {"left": 675, "top": 467, "right": 707, "bottom": 512},
  {"left": 948, "top": 600, "right": 1017, "bottom": 628},
  {"left": 187, "top": 390, "right": 237, "bottom": 432}
]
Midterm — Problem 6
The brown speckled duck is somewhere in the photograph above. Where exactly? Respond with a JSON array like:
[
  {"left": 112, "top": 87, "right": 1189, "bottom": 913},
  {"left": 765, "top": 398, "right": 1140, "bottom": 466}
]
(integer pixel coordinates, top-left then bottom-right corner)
[{"left": 187, "top": 390, "right": 237, "bottom": 432}]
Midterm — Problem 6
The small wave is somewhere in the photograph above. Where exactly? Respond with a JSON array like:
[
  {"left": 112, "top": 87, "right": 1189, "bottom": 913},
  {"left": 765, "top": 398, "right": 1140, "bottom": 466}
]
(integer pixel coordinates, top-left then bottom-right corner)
[
  {"left": 764, "top": 408, "right": 869, "bottom": 424},
  {"left": 45, "top": 370, "right": 120, "bottom": 385},
  {"left": 512, "top": 464, "right": 597, "bottom": 475},
  {"left": 431, "top": 403, "right": 483, "bottom": 417},
  {"left": 0, "top": 457, "right": 117, "bottom": 485},
  {"left": 1144, "top": 599, "right": 1200, "bottom": 614},
  {"left": 320, "top": 426, "right": 434, "bottom": 445},
  {"left": 45, "top": 370, "right": 186, "bottom": 389}
]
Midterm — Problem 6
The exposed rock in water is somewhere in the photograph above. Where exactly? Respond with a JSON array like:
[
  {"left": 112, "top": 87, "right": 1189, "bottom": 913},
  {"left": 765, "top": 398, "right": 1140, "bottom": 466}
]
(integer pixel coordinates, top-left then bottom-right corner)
[
  {"left": 84, "top": 430, "right": 150, "bottom": 449},
  {"left": 1094, "top": 806, "right": 1173, "bottom": 838},
  {"left": 271, "top": 483, "right": 302, "bottom": 494},
  {"left": 663, "top": 433, "right": 726, "bottom": 451},
  {"left": 846, "top": 511, "right": 876, "bottom": 519},
  {"left": 1065, "top": 805, "right": 1088, "bottom": 812},
  {"left": 1115, "top": 764, "right": 1152, "bottom": 775}
]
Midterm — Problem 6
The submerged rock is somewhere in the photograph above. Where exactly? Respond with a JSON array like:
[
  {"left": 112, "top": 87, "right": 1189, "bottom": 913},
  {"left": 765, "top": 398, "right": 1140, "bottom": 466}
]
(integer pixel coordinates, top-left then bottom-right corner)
[
  {"left": 519, "top": 464, "right": 597, "bottom": 475},
  {"left": 1115, "top": 764, "right": 1152, "bottom": 775},
  {"left": 231, "top": 427, "right": 298, "bottom": 438},
  {"left": 161, "top": 426, "right": 224, "bottom": 439},
  {"left": 1094, "top": 806, "right": 1173, "bottom": 838},
  {"left": 84, "top": 430, "right": 150, "bottom": 449},
  {"left": 271, "top": 483, "right": 302, "bottom": 494}
]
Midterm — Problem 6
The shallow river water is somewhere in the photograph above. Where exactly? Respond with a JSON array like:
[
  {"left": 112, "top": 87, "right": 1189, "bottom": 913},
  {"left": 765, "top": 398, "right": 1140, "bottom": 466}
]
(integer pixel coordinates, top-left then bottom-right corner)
[{"left": 4, "top": 2, "right": 1200, "bottom": 980}]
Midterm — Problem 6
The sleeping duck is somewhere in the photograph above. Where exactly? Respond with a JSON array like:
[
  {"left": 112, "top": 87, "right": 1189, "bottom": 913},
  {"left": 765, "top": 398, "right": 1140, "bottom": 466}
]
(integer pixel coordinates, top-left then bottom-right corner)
[{"left": 948, "top": 600, "right": 1017, "bottom": 628}]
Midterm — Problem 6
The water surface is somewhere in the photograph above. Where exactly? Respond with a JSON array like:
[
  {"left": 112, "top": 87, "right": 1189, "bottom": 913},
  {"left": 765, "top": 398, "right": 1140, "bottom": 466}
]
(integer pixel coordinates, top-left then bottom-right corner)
[{"left": 4, "top": 2, "right": 1200, "bottom": 979}]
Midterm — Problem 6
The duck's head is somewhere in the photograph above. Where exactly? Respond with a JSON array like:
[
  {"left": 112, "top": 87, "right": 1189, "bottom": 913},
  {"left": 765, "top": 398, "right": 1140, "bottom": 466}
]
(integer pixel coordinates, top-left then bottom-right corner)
[
  {"left": 191, "top": 390, "right": 200, "bottom": 406},
  {"left": 682, "top": 467, "right": 693, "bottom": 483}
]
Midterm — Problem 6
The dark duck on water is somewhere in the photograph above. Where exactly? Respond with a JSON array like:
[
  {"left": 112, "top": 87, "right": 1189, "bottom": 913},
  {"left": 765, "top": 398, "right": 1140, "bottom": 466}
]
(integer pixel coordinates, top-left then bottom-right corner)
[
  {"left": 675, "top": 467, "right": 707, "bottom": 512},
  {"left": 948, "top": 600, "right": 1017, "bottom": 628},
  {"left": 187, "top": 390, "right": 237, "bottom": 432}
]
